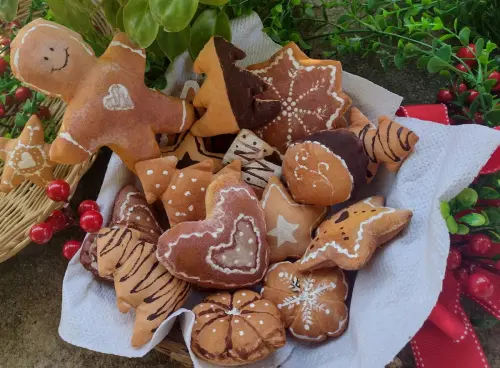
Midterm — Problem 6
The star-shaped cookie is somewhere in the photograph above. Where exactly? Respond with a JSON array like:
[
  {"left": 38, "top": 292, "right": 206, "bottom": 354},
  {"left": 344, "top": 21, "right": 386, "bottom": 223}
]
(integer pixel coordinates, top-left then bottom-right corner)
[
  {"left": 299, "top": 196, "right": 412, "bottom": 271},
  {"left": 261, "top": 176, "right": 326, "bottom": 263},
  {"left": 247, "top": 42, "right": 352, "bottom": 153},
  {"left": 0, "top": 115, "right": 55, "bottom": 193}
]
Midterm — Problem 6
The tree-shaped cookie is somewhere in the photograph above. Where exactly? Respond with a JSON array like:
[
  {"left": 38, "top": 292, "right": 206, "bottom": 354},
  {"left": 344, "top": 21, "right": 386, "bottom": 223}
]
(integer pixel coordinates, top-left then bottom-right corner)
[
  {"left": 349, "top": 108, "right": 419, "bottom": 180},
  {"left": 11, "top": 19, "right": 195, "bottom": 172},
  {"left": 299, "top": 196, "right": 412, "bottom": 271},
  {"left": 190, "top": 37, "right": 281, "bottom": 137},
  {"left": 96, "top": 227, "right": 190, "bottom": 347},
  {"left": 0, "top": 115, "right": 55, "bottom": 192}
]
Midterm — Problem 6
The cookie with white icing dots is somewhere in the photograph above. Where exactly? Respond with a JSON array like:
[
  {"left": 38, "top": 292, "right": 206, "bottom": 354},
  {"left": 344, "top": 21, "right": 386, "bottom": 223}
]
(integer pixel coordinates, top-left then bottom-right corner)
[
  {"left": 247, "top": 42, "right": 352, "bottom": 154},
  {"left": 96, "top": 226, "right": 190, "bottom": 347},
  {"left": 348, "top": 107, "right": 420, "bottom": 180},
  {"left": 0, "top": 115, "right": 55, "bottom": 193},
  {"left": 261, "top": 176, "right": 326, "bottom": 263},
  {"left": 11, "top": 19, "right": 195, "bottom": 172},
  {"left": 191, "top": 289, "right": 286, "bottom": 366},
  {"left": 190, "top": 37, "right": 281, "bottom": 137},
  {"left": 282, "top": 129, "right": 368, "bottom": 207},
  {"left": 157, "top": 174, "right": 269, "bottom": 289},
  {"left": 262, "top": 261, "right": 348, "bottom": 342},
  {"left": 222, "top": 129, "right": 282, "bottom": 198},
  {"left": 299, "top": 196, "right": 412, "bottom": 271}
]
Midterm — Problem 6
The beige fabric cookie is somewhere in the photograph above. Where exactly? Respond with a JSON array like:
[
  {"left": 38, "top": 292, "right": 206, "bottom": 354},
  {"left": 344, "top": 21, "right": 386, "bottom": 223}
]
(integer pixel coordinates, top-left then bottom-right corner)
[
  {"left": 299, "top": 196, "right": 413, "bottom": 271},
  {"left": 262, "top": 261, "right": 348, "bottom": 342},
  {"left": 191, "top": 289, "right": 286, "bottom": 366},
  {"left": 96, "top": 227, "right": 190, "bottom": 347},
  {"left": 261, "top": 176, "right": 326, "bottom": 263}
]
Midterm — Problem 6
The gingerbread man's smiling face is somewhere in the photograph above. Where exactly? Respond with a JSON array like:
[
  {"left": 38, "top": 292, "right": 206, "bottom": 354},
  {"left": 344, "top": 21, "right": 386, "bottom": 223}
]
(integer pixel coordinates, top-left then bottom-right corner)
[{"left": 10, "top": 19, "right": 96, "bottom": 99}]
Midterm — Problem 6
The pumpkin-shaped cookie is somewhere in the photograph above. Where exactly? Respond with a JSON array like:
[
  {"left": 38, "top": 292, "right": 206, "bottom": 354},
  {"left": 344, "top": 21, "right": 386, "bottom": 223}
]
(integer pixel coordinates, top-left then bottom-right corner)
[
  {"left": 191, "top": 290, "right": 286, "bottom": 366},
  {"left": 262, "top": 261, "right": 348, "bottom": 342}
]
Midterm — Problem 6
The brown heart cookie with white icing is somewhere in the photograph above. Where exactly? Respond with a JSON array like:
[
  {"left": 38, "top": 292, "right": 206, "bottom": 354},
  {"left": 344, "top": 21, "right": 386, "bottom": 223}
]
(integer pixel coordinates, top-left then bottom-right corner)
[
  {"left": 96, "top": 227, "right": 190, "bottom": 347},
  {"left": 191, "top": 289, "right": 286, "bottom": 366},
  {"left": 282, "top": 129, "right": 368, "bottom": 207},
  {"left": 262, "top": 261, "right": 348, "bottom": 342},
  {"left": 349, "top": 107, "right": 419, "bottom": 180},
  {"left": 157, "top": 174, "right": 269, "bottom": 289},
  {"left": 247, "top": 42, "right": 352, "bottom": 154},
  {"left": 299, "top": 196, "right": 412, "bottom": 271},
  {"left": 190, "top": 37, "right": 281, "bottom": 137}
]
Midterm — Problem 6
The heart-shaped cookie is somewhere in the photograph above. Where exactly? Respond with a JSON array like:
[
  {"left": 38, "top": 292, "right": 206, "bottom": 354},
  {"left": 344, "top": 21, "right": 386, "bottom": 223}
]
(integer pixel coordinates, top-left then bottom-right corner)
[{"left": 157, "top": 174, "right": 269, "bottom": 289}]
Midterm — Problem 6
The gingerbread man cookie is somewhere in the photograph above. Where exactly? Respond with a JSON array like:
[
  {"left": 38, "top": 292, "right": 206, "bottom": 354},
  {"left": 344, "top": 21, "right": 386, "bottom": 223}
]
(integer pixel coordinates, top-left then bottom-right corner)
[
  {"left": 157, "top": 174, "right": 269, "bottom": 289},
  {"left": 248, "top": 42, "right": 352, "bottom": 153},
  {"left": 282, "top": 129, "right": 368, "bottom": 207},
  {"left": 262, "top": 261, "right": 348, "bottom": 342},
  {"left": 0, "top": 115, "right": 55, "bottom": 193},
  {"left": 299, "top": 196, "right": 412, "bottom": 271},
  {"left": 349, "top": 107, "right": 419, "bottom": 180},
  {"left": 190, "top": 37, "right": 281, "bottom": 137},
  {"left": 11, "top": 19, "right": 195, "bottom": 172},
  {"left": 261, "top": 177, "right": 326, "bottom": 263},
  {"left": 96, "top": 227, "right": 190, "bottom": 347},
  {"left": 191, "top": 290, "right": 286, "bottom": 366}
]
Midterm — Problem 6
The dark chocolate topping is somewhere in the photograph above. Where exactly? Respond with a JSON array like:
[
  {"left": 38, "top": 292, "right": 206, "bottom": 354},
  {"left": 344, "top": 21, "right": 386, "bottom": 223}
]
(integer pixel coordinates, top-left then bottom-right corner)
[
  {"left": 213, "top": 37, "right": 281, "bottom": 130},
  {"left": 304, "top": 129, "right": 368, "bottom": 195}
]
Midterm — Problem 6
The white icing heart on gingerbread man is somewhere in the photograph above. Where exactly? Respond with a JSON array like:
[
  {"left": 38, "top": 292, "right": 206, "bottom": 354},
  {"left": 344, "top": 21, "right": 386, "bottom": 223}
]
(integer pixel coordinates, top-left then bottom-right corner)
[
  {"left": 102, "top": 84, "right": 134, "bottom": 111},
  {"left": 17, "top": 151, "right": 37, "bottom": 169}
]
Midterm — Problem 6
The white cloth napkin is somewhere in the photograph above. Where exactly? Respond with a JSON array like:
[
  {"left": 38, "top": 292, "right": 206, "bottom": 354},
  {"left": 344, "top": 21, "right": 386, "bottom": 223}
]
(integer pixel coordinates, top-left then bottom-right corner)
[{"left": 58, "top": 12, "right": 500, "bottom": 368}]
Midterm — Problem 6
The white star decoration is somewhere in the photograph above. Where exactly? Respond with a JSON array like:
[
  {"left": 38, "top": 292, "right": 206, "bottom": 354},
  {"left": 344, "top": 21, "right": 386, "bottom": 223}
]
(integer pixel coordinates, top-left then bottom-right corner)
[{"left": 267, "top": 215, "right": 299, "bottom": 247}]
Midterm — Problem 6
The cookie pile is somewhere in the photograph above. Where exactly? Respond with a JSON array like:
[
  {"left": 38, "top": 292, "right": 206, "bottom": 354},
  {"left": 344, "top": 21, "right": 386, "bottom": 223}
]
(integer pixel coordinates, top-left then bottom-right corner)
[{"left": 10, "top": 19, "right": 420, "bottom": 366}]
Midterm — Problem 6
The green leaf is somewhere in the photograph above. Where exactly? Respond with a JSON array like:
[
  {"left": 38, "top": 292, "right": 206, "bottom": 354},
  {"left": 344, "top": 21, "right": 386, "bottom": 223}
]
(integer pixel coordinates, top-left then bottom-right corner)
[
  {"left": 431, "top": 17, "right": 443, "bottom": 31},
  {"left": 484, "top": 79, "right": 497, "bottom": 93},
  {"left": 101, "top": 0, "right": 120, "bottom": 28},
  {"left": 427, "top": 56, "right": 449, "bottom": 73},
  {"left": 199, "top": 0, "right": 228, "bottom": 5},
  {"left": 403, "top": 42, "right": 418, "bottom": 57},
  {"left": 36, "top": 93, "right": 45, "bottom": 102},
  {"left": 14, "top": 113, "right": 29, "bottom": 127},
  {"left": 479, "top": 187, "right": 500, "bottom": 199},
  {"left": 214, "top": 11, "right": 231, "bottom": 42},
  {"left": 47, "top": 0, "right": 92, "bottom": 34},
  {"left": 22, "top": 100, "right": 31, "bottom": 113},
  {"left": 0, "top": 0, "right": 18, "bottom": 22},
  {"left": 488, "top": 230, "right": 500, "bottom": 243},
  {"left": 440, "top": 201, "right": 451, "bottom": 218},
  {"left": 458, "top": 27, "right": 470, "bottom": 46},
  {"left": 435, "top": 44, "right": 452, "bottom": 62},
  {"left": 459, "top": 213, "right": 486, "bottom": 227},
  {"left": 457, "top": 188, "right": 478, "bottom": 207},
  {"left": 475, "top": 38, "right": 484, "bottom": 58},
  {"left": 189, "top": 9, "right": 217, "bottom": 59},
  {"left": 116, "top": 6, "right": 124, "bottom": 31},
  {"left": 457, "top": 224, "right": 469, "bottom": 235},
  {"left": 394, "top": 52, "right": 405, "bottom": 69},
  {"left": 439, "top": 34, "right": 455, "bottom": 42},
  {"left": 149, "top": 0, "right": 198, "bottom": 33},
  {"left": 337, "top": 14, "right": 352, "bottom": 24},
  {"left": 156, "top": 25, "right": 190, "bottom": 62},
  {"left": 0, "top": 94, "right": 6, "bottom": 105},
  {"left": 417, "top": 55, "right": 431, "bottom": 69},
  {"left": 485, "top": 110, "right": 500, "bottom": 124},
  {"left": 291, "top": 0, "right": 301, "bottom": 5},
  {"left": 446, "top": 216, "right": 459, "bottom": 234},
  {"left": 123, "top": 0, "right": 158, "bottom": 48}
]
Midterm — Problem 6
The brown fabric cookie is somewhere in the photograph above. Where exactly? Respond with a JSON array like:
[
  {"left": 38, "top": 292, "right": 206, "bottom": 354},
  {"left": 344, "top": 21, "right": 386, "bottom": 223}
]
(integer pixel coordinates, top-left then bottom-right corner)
[
  {"left": 262, "top": 261, "right": 348, "bottom": 342},
  {"left": 222, "top": 129, "right": 282, "bottom": 198},
  {"left": 96, "top": 227, "right": 190, "bottom": 347},
  {"left": 299, "top": 196, "right": 412, "bottom": 271},
  {"left": 282, "top": 129, "right": 368, "bottom": 206},
  {"left": 247, "top": 42, "right": 352, "bottom": 153},
  {"left": 349, "top": 107, "right": 420, "bottom": 180},
  {"left": 261, "top": 176, "right": 326, "bottom": 263},
  {"left": 191, "top": 289, "right": 286, "bottom": 366},
  {"left": 0, "top": 115, "right": 55, "bottom": 193},
  {"left": 190, "top": 37, "right": 281, "bottom": 137},
  {"left": 11, "top": 19, "right": 195, "bottom": 172},
  {"left": 157, "top": 174, "right": 269, "bottom": 289}
]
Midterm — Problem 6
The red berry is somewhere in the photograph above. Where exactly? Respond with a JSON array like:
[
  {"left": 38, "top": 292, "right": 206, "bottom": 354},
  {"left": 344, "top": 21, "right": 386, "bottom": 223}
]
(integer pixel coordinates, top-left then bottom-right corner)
[
  {"left": 8, "top": 20, "right": 20, "bottom": 29},
  {"left": 474, "top": 112, "right": 483, "bottom": 124},
  {"left": 14, "top": 87, "right": 32, "bottom": 103},
  {"left": 494, "top": 261, "right": 500, "bottom": 270},
  {"left": 456, "top": 268, "right": 470, "bottom": 286},
  {"left": 0, "top": 103, "right": 5, "bottom": 117},
  {"left": 62, "top": 240, "right": 82, "bottom": 260},
  {"left": 469, "top": 234, "right": 492, "bottom": 255},
  {"left": 79, "top": 210, "right": 103, "bottom": 233},
  {"left": 29, "top": 223, "right": 53, "bottom": 244},
  {"left": 78, "top": 200, "right": 99, "bottom": 215},
  {"left": 456, "top": 63, "right": 468, "bottom": 73},
  {"left": 455, "top": 82, "right": 468, "bottom": 94},
  {"left": 467, "top": 90, "right": 479, "bottom": 104},
  {"left": 0, "top": 38, "right": 10, "bottom": 47},
  {"left": 437, "top": 89, "right": 454, "bottom": 103},
  {"left": 488, "top": 71, "right": 500, "bottom": 92},
  {"left": 0, "top": 58, "right": 8, "bottom": 75},
  {"left": 36, "top": 106, "right": 51, "bottom": 120},
  {"left": 3, "top": 94, "right": 13, "bottom": 106},
  {"left": 45, "top": 210, "right": 69, "bottom": 232},
  {"left": 447, "top": 248, "right": 462, "bottom": 270},
  {"left": 468, "top": 272, "right": 494, "bottom": 299},
  {"left": 457, "top": 44, "right": 477, "bottom": 67},
  {"left": 46, "top": 179, "right": 71, "bottom": 202}
]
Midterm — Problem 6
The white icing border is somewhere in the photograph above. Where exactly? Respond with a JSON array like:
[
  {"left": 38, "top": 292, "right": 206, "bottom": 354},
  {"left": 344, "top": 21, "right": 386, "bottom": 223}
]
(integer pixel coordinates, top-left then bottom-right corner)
[
  {"left": 58, "top": 132, "right": 92, "bottom": 155},
  {"left": 109, "top": 41, "right": 145, "bottom": 58}
]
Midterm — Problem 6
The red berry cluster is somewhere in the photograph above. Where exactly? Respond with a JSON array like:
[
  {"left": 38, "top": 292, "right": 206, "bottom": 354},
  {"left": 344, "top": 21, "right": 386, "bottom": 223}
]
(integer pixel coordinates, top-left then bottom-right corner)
[
  {"left": 29, "top": 180, "right": 103, "bottom": 260},
  {"left": 447, "top": 234, "right": 496, "bottom": 299}
]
